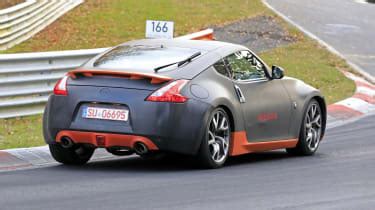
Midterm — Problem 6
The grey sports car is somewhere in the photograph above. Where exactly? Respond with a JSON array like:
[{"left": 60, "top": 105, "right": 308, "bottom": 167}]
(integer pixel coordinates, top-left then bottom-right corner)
[{"left": 43, "top": 39, "right": 326, "bottom": 168}]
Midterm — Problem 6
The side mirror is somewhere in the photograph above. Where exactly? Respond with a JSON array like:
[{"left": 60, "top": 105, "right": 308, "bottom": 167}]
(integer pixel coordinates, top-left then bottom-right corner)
[{"left": 271, "top": 65, "right": 284, "bottom": 79}]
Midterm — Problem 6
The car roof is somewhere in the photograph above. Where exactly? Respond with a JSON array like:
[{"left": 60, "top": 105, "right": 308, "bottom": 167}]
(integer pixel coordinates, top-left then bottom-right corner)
[
  {"left": 84, "top": 39, "right": 249, "bottom": 79},
  {"left": 123, "top": 38, "right": 242, "bottom": 52}
]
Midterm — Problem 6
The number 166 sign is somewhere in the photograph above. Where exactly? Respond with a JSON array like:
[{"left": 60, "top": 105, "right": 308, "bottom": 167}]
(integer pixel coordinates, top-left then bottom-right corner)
[{"left": 146, "top": 20, "right": 174, "bottom": 39}]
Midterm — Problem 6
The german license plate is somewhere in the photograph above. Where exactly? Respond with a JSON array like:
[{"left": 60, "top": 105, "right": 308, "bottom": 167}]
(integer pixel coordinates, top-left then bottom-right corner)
[{"left": 82, "top": 107, "right": 129, "bottom": 121}]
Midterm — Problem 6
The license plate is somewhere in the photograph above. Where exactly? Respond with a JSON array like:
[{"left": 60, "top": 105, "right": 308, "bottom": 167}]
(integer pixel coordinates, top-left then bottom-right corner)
[{"left": 82, "top": 107, "right": 129, "bottom": 121}]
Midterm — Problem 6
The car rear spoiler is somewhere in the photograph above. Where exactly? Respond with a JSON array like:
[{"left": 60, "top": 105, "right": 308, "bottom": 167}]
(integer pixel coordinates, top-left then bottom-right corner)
[{"left": 67, "top": 69, "right": 173, "bottom": 84}]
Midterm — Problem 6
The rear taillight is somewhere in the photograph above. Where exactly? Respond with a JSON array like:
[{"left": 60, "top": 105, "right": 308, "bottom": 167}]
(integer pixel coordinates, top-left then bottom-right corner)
[
  {"left": 53, "top": 75, "right": 69, "bottom": 96},
  {"left": 146, "top": 80, "right": 189, "bottom": 103}
]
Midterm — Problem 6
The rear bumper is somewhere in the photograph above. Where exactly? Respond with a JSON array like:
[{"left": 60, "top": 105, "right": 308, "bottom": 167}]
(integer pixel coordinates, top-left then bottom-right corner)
[
  {"left": 56, "top": 130, "right": 158, "bottom": 150},
  {"left": 44, "top": 93, "right": 212, "bottom": 155}
]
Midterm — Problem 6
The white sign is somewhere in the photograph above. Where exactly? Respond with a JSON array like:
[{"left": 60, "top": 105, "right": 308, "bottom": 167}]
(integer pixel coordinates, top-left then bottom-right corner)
[{"left": 146, "top": 20, "right": 174, "bottom": 39}]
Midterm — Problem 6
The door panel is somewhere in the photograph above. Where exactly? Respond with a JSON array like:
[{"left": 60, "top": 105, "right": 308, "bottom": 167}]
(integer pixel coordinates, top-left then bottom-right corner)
[
  {"left": 235, "top": 80, "right": 292, "bottom": 142},
  {"left": 224, "top": 50, "right": 292, "bottom": 142}
]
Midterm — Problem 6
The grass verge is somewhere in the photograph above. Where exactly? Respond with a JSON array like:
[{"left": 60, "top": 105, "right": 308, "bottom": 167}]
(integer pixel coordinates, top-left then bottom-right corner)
[
  {"left": 260, "top": 40, "right": 355, "bottom": 104},
  {"left": 0, "top": 0, "right": 355, "bottom": 149},
  {"left": 0, "top": 0, "right": 24, "bottom": 10},
  {"left": 0, "top": 115, "right": 43, "bottom": 149},
  {"left": 4, "top": 0, "right": 267, "bottom": 53}
]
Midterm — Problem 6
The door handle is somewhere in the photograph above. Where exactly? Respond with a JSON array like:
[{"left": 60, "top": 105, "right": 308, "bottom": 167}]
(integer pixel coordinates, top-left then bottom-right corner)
[{"left": 234, "top": 85, "right": 246, "bottom": 103}]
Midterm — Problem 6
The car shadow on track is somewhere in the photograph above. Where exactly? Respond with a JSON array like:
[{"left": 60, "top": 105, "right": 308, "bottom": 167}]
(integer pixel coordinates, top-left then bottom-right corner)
[{"left": 54, "top": 150, "right": 302, "bottom": 172}]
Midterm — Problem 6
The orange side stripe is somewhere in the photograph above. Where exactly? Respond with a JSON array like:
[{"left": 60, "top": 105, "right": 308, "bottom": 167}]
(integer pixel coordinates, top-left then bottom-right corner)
[{"left": 229, "top": 131, "right": 298, "bottom": 156}]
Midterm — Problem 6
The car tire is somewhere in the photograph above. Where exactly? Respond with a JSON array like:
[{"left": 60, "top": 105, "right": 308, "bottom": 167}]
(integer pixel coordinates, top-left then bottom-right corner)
[
  {"left": 139, "top": 151, "right": 167, "bottom": 160},
  {"left": 42, "top": 101, "right": 53, "bottom": 144},
  {"left": 49, "top": 143, "right": 94, "bottom": 165},
  {"left": 106, "top": 147, "right": 134, "bottom": 156},
  {"left": 287, "top": 99, "right": 323, "bottom": 156},
  {"left": 197, "top": 108, "right": 231, "bottom": 169}
]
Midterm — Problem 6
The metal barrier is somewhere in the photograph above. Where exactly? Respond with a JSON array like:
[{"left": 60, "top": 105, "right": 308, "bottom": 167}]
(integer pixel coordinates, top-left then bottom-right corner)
[
  {"left": 0, "top": 29, "right": 214, "bottom": 118},
  {"left": 0, "top": 0, "right": 84, "bottom": 50}
]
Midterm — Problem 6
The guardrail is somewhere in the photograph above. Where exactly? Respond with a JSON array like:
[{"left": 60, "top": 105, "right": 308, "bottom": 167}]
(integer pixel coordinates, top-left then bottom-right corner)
[
  {"left": 0, "top": 29, "right": 214, "bottom": 118},
  {"left": 0, "top": 0, "right": 84, "bottom": 50}
]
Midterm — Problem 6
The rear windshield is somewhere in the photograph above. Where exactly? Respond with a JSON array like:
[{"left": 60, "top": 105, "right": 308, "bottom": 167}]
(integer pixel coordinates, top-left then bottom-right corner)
[{"left": 93, "top": 45, "right": 201, "bottom": 72}]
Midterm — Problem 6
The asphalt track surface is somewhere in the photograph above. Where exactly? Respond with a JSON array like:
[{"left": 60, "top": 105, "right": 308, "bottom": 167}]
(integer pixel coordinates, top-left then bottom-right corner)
[
  {"left": 0, "top": 115, "right": 374, "bottom": 210},
  {"left": 266, "top": 0, "right": 375, "bottom": 77}
]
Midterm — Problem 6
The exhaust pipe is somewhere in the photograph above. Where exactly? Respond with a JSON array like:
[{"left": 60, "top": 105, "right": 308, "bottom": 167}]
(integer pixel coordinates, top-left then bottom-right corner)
[
  {"left": 134, "top": 142, "right": 149, "bottom": 155},
  {"left": 60, "top": 137, "right": 74, "bottom": 148}
]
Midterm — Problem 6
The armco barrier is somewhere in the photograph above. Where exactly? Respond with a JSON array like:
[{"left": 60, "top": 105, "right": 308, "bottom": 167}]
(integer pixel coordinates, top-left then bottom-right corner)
[
  {"left": 0, "top": 29, "right": 214, "bottom": 118},
  {"left": 0, "top": 0, "right": 84, "bottom": 50}
]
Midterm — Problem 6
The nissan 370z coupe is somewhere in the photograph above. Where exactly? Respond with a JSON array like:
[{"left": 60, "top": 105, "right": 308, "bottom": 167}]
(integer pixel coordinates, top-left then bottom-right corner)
[{"left": 43, "top": 39, "right": 326, "bottom": 168}]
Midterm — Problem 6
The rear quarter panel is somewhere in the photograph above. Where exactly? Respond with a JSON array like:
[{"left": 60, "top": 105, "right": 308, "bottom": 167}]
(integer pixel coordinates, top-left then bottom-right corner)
[{"left": 182, "top": 66, "right": 246, "bottom": 132}]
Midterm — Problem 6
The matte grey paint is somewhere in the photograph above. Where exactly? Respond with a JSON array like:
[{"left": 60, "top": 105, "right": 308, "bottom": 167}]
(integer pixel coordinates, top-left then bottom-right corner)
[
  {"left": 189, "top": 84, "right": 209, "bottom": 99},
  {"left": 235, "top": 79, "right": 292, "bottom": 141},
  {"left": 281, "top": 77, "right": 327, "bottom": 138},
  {"left": 44, "top": 39, "right": 326, "bottom": 155}
]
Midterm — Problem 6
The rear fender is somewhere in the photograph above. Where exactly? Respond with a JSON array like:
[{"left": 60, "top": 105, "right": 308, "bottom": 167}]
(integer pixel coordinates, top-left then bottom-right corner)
[{"left": 184, "top": 66, "right": 247, "bottom": 132}]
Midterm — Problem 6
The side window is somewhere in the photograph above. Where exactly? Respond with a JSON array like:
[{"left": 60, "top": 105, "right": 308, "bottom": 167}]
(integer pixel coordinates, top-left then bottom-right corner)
[
  {"left": 213, "top": 59, "right": 230, "bottom": 78},
  {"left": 226, "top": 51, "right": 266, "bottom": 81}
]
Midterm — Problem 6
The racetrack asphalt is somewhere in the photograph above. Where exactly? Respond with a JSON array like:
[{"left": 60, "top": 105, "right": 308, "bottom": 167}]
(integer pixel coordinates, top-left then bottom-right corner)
[
  {"left": 0, "top": 114, "right": 374, "bottom": 210},
  {"left": 265, "top": 0, "right": 375, "bottom": 80}
]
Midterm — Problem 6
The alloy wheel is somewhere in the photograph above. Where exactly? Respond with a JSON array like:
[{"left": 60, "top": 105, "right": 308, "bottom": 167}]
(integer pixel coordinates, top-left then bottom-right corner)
[
  {"left": 304, "top": 103, "right": 322, "bottom": 151},
  {"left": 207, "top": 110, "right": 230, "bottom": 163}
]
